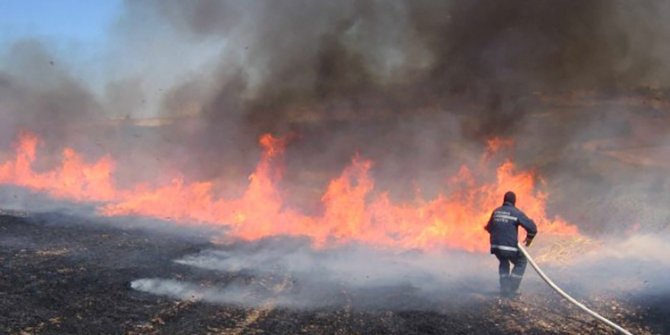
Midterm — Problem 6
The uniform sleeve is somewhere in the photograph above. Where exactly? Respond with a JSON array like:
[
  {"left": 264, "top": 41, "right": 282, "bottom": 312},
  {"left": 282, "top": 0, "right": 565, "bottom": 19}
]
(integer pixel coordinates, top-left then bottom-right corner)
[
  {"left": 517, "top": 210, "right": 537, "bottom": 238},
  {"left": 484, "top": 212, "right": 494, "bottom": 232}
]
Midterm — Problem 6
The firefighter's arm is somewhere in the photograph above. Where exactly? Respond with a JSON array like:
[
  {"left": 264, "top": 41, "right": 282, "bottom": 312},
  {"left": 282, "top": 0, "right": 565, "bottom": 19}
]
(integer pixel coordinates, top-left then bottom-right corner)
[
  {"left": 518, "top": 212, "right": 537, "bottom": 246},
  {"left": 484, "top": 213, "right": 494, "bottom": 232}
]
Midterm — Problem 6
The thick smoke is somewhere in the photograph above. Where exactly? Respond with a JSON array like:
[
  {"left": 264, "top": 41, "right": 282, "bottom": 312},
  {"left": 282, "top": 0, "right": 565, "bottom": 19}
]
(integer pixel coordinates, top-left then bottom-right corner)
[
  {"left": 2, "top": 1, "right": 670, "bottom": 229},
  {"left": 140, "top": 0, "right": 670, "bottom": 137},
  {"left": 109, "top": 0, "right": 670, "bottom": 211}
]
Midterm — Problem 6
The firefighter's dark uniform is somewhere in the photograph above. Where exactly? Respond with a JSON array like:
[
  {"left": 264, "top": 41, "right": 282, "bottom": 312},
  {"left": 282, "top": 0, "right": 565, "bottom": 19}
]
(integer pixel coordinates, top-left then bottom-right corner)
[{"left": 485, "top": 199, "right": 537, "bottom": 296}]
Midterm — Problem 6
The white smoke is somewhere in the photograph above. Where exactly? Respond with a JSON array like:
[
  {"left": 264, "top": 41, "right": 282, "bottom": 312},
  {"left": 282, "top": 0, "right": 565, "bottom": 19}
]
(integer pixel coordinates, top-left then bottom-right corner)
[
  {"left": 131, "top": 233, "right": 670, "bottom": 309},
  {"left": 132, "top": 239, "right": 497, "bottom": 309}
]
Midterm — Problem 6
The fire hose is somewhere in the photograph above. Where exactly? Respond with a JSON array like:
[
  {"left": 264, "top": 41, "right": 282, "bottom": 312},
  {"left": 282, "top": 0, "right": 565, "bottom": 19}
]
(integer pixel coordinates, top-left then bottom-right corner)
[{"left": 518, "top": 244, "right": 633, "bottom": 335}]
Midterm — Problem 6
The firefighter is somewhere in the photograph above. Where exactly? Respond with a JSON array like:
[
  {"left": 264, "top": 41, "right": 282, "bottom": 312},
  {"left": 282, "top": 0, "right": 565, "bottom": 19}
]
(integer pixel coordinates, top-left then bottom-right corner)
[{"left": 484, "top": 191, "right": 537, "bottom": 298}]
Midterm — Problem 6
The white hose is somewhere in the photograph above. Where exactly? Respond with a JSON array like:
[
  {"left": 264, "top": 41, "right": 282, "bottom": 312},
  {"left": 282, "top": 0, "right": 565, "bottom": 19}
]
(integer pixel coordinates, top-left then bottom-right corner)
[{"left": 518, "top": 244, "right": 634, "bottom": 335}]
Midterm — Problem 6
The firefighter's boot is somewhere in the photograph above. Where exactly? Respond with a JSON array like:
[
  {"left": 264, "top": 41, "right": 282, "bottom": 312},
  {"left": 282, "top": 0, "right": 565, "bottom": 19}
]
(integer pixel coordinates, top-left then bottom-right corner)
[
  {"left": 509, "top": 274, "right": 523, "bottom": 296},
  {"left": 499, "top": 274, "right": 511, "bottom": 297}
]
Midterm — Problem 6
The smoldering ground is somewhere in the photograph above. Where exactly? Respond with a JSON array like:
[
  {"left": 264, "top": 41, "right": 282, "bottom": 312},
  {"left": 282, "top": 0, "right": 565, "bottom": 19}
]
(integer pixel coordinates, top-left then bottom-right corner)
[
  {"left": 130, "top": 232, "right": 670, "bottom": 311},
  {"left": 132, "top": 238, "right": 495, "bottom": 310}
]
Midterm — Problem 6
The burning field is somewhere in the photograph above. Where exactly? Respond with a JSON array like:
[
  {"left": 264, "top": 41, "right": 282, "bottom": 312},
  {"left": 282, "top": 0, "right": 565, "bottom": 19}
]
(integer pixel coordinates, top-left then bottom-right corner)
[
  {"left": 2, "top": 0, "right": 670, "bottom": 334},
  {"left": 0, "top": 210, "right": 665, "bottom": 334}
]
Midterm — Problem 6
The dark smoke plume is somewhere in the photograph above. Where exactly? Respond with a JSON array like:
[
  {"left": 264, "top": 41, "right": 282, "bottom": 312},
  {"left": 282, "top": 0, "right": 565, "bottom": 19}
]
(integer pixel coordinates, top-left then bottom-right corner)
[
  {"left": 115, "top": 0, "right": 670, "bottom": 215},
  {"left": 145, "top": 0, "right": 670, "bottom": 135},
  {"left": 2, "top": 0, "right": 670, "bottom": 230}
]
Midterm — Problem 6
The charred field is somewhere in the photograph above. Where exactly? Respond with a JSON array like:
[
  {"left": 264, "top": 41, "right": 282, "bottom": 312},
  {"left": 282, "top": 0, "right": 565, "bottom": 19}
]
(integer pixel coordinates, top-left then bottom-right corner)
[{"left": 0, "top": 211, "right": 665, "bottom": 335}]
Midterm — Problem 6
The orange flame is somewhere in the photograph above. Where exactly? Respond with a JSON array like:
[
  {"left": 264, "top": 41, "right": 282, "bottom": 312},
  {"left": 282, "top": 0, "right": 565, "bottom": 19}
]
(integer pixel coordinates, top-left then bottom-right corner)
[
  {"left": 0, "top": 131, "right": 578, "bottom": 252},
  {"left": 0, "top": 132, "right": 117, "bottom": 201}
]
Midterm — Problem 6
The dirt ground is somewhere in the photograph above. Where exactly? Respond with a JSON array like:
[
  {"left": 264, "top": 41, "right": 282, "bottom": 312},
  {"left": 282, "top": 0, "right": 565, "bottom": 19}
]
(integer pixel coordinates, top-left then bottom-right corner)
[{"left": 0, "top": 212, "right": 665, "bottom": 335}]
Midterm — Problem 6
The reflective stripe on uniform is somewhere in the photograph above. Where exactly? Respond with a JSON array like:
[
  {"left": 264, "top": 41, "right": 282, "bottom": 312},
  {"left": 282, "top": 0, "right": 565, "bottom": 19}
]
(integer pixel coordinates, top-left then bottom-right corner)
[
  {"left": 492, "top": 244, "right": 518, "bottom": 252},
  {"left": 494, "top": 214, "right": 518, "bottom": 221},
  {"left": 510, "top": 273, "right": 523, "bottom": 278}
]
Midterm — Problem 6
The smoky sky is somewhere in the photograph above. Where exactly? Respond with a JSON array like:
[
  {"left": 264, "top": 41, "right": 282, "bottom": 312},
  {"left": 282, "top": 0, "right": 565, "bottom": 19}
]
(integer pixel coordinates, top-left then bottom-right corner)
[
  {"left": 2, "top": 0, "right": 670, "bottom": 232},
  {"left": 130, "top": 0, "right": 670, "bottom": 182},
  {"left": 5, "top": 0, "right": 670, "bottom": 155},
  {"left": 0, "top": 41, "right": 101, "bottom": 153},
  {"left": 142, "top": 0, "right": 670, "bottom": 215},
  {"left": 145, "top": 0, "right": 670, "bottom": 134}
]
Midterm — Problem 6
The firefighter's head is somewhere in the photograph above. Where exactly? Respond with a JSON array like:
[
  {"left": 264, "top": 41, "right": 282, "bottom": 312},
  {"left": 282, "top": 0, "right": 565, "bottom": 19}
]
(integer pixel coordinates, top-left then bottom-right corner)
[{"left": 503, "top": 191, "right": 516, "bottom": 205}]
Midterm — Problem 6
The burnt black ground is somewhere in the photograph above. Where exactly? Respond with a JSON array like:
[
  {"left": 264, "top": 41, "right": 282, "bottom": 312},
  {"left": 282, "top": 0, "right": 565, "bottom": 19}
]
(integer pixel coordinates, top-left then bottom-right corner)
[{"left": 0, "top": 212, "right": 663, "bottom": 335}]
